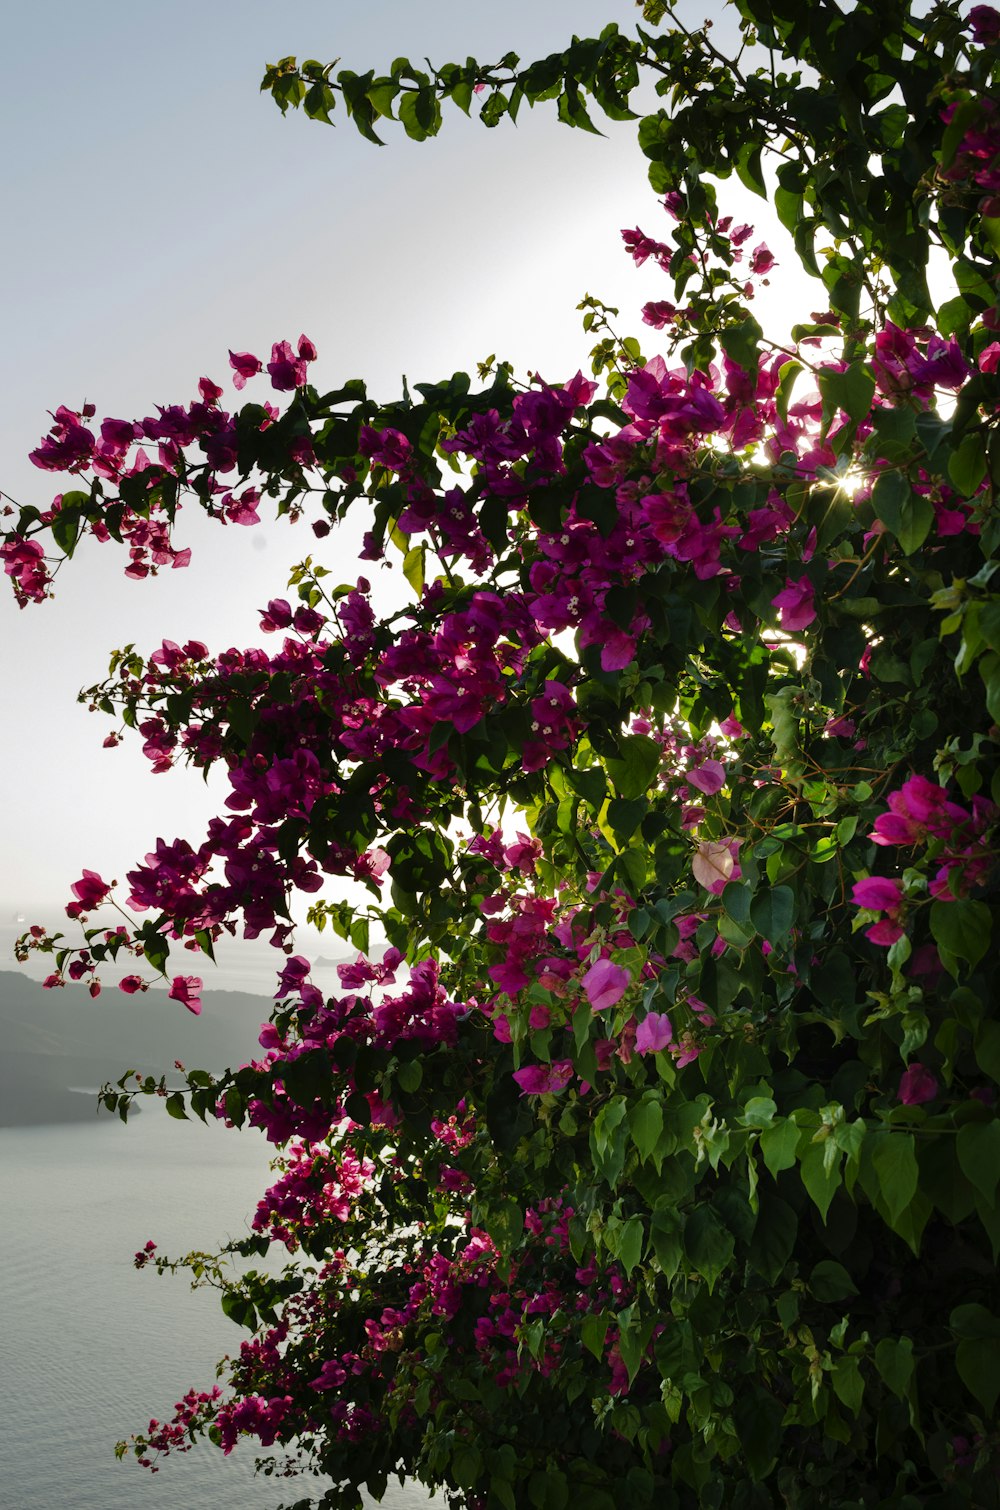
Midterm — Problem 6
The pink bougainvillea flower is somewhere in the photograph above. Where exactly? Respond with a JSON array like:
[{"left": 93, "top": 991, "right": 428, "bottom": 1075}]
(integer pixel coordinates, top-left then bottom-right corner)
[
  {"left": 642, "top": 299, "right": 679, "bottom": 329},
  {"left": 167, "top": 975, "right": 203, "bottom": 1015},
  {"left": 225, "top": 488, "right": 261, "bottom": 526},
  {"left": 260, "top": 597, "right": 293, "bottom": 632},
  {"left": 685, "top": 759, "right": 726, "bottom": 795},
  {"left": 673, "top": 1033, "right": 703, "bottom": 1068},
  {"left": 358, "top": 425, "right": 413, "bottom": 473},
  {"left": 851, "top": 875, "right": 907, "bottom": 946},
  {"left": 969, "top": 5, "right": 1000, "bottom": 45},
  {"left": 870, "top": 774, "right": 970, "bottom": 846},
  {"left": 29, "top": 405, "right": 96, "bottom": 473},
  {"left": 489, "top": 960, "right": 531, "bottom": 998},
  {"left": 851, "top": 876, "right": 904, "bottom": 911},
  {"left": 749, "top": 242, "right": 777, "bottom": 275},
  {"left": 512, "top": 1060, "right": 573, "bottom": 1095},
  {"left": 229, "top": 350, "right": 262, "bottom": 389},
  {"left": 686, "top": 995, "right": 715, "bottom": 1025},
  {"left": 118, "top": 975, "right": 144, "bottom": 994},
  {"left": 67, "top": 869, "right": 112, "bottom": 917},
  {"left": 310, "top": 1359, "right": 348, "bottom": 1392},
  {"left": 354, "top": 847, "right": 390, "bottom": 885},
  {"left": 266, "top": 335, "right": 316, "bottom": 392},
  {"left": 621, "top": 226, "right": 671, "bottom": 268},
  {"left": 979, "top": 340, "right": 1000, "bottom": 373},
  {"left": 771, "top": 575, "right": 816, "bottom": 631},
  {"left": 718, "top": 714, "right": 746, "bottom": 738},
  {"left": 582, "top": 958, "right": 631, "bottom": 1012},
  {"left": 692, "top": 839, "right": 735, "bottom": 893},
  {"left": 898, "top": 1064, "right": 938, "bottom": 1105},
  {"left": 599, "top": 624, "right": 638, "bottom": 671},
  {"left": 866, "top": 918, "right": 905, "bottom": 946},
  {"left": 133, "top": 1239, "right": 157, "bottom": 1269},
  {"left": 100, "top": 417, "right": 142, "bottom": 451},
  {"left": 635, "top": 1011, "right": 674, "bottom": 1055},
  {"left": 1, "top": 534, "right": 51, "bottom": 604}
]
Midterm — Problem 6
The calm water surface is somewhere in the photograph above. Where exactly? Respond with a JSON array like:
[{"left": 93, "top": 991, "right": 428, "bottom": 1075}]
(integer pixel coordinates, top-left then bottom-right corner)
[{"left": 0, "top": 1102, "right": 431, "bottom": 1510}]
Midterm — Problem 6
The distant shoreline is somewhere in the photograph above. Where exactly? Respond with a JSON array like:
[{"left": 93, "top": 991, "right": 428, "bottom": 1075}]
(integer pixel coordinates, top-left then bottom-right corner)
[
  {"left": 0, "top": 1078, "right": 134, "bottom": 1129},
  {"left": 0, "top": 969, "right": 275, "bottom": 1129}
]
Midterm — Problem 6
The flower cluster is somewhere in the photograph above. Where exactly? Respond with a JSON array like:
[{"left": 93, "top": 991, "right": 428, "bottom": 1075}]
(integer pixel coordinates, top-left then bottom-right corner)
[{"left": 8, "top": 16, "right": 1000, "bottom": 1504}]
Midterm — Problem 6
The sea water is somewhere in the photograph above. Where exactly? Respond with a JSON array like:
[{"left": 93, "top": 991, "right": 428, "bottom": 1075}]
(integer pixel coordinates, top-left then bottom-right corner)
[{"left": 0, "top": 1038, "right": 432, "bottom": 1509}]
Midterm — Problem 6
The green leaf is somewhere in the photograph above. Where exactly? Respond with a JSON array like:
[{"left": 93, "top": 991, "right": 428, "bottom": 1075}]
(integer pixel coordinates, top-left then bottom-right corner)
[
  {"left": 719, "top": 314, "right": 763, "bottom": 373},
  {"left": 775, "top": 359, "right": 803, "bottom": 424},
  {"left": 874, "top": 1336, "right": 914, "bottom": 1399},
  {"left": 747, "top": 1194, "right": 797, "bottom": 1282},
  {"left": 930, "top": 899, "right": 992, "bottom": 969},
  {"left": 956, "top": 1339, "right": 1000, "bottom": 1414},
  {"left": 223, "top": 1087, "right": 245, "bottom": 1127},
  {"left": 165, "top": 1092, "right": 189, "bottom": 1121},
  {"left": 650, "top": 1208, "right": 684, "bottom": 1279},
  {"left": 485, "top": 1198, "right": 523, "bottom": 1254},
  {"left": 402, "top": 543, "right": 425, "bottom": 596},
  {"left": 956, "top": 1120, "right": 1000, "bottom": 1207},
  {"left": 981, "top": 600, "right": 1000, "bottom": 654},
  {"left": 367, "top": 79, "right": 399, "bottom": 119},
  {"left": 138, "top": 925, "right": 169, "bottom": 976},
  {"left": 452, "top": 1444, "right": 483, "bottom": 1490},
  {"left": 799, "top": 1140, "right": 841, "bottom": 1222},
  {"left": 759, "top": 1118, "right": 800, "bottom": 1179},
  {"left": 617, "top": 1215, "right": 645, "bottom": 1275},
  {"left": 819, "top": 361, "right": 875, "bottom": 423},
  {"left": 566, "top": 764, "right": 607, "bottom": 807},
  {"left": 718, "top": 914, "right": 754, "bottom": 950},
  {"left": 50, "top": 502, "right": 83, "bottom": 557},
  {"left": 617, "top": 1311, "right": 655, "bottom": 1386},
  {"left": 303, "top": 80, "right": 335, "bottom": 124},
  {"left": 629, "top": 1097, "right": 664, "bottom": 1160},
  {"left": 809, "top": 1259, "right": 858, "bottom": 1302},
  {"left": 684, "top": 1204, "right": 735, "bottom": 1292},
  {"left": 975, "top": 1019, "right": 1000, "bottom": 1083},
  {"left": 732, "top": 1386, "right": 784, "bottom": 1481},
  {"left": 750, "top": 885, "right": 795, "bottom": 944},
  {"left": 843, "top": 361, "right": 876, "bottom": 422},
  {"left": 722, "top": 881, "right": 753, "bottom": 928},
  {"left": 870, "top": 1132, "right": 919, "bottom": 1224},
  {"left": 836, "top": 815, "right": 858, "bottom": 847},
  {"left": 982, "top": 651, "right": 1000, "bottom": 725},
  {"left": 951, "top": 1302, "right": 1000, "bottom": 1341},
  {"left": 831, "top": 1355, "right": 865, "bottom": 1416},
  {"left": 734, "top": 141, "right": 767, "bottom": 198},
  {"left": 581, "top": 1310, "right": 610, "bottom": 1361},
  {"left": 742, "top": 1096, "right": 777, "bottom": 1128},
  {"left": 871, "top": 405, "right": 917, "bottom": 448},
  {"left": 948, "top": 433, "right": 987, "bottom": 498},
  {"left": 529, "top": 1469, "right": 569, "bottom": 1509},
  {"left": 221, "top": 1292, "right": 257, "bottom": 1330},
  {"left": 398, "top": 86, "right": 441, "bottom": 141},
  {"left": 606, "top": 734, "right": 663, "bottom": 799},
  {"left": 493, "top": 1479, "right": 517, "bottom": 1510},
  {"left": 870, "top": 471, "right": 934, "bottom": 554},
  {"left": 395, "top": 1058, "right": 423, "bottom": 1092}
]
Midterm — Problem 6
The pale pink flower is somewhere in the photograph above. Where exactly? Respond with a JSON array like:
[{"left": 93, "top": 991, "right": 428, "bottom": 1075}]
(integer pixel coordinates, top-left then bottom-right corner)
[{"left": 582, "top": 959, "right": 631, "bottom": 1011}]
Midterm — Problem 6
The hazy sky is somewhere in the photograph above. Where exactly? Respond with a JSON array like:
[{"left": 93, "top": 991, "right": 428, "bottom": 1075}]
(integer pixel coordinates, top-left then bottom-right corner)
[{"left": 1, "top": 1, "right": 811, "bottom": 923}]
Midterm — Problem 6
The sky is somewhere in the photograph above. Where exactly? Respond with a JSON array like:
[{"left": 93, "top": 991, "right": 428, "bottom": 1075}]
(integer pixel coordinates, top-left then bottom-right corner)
[{"left": 0, "top": 0, "right": 814, "bottom": 939}]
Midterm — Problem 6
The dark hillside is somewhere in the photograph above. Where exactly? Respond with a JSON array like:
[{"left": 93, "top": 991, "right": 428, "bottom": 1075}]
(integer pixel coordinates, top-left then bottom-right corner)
[{"left": 0, "top": 971, "right": 270, "bottom": 1126}]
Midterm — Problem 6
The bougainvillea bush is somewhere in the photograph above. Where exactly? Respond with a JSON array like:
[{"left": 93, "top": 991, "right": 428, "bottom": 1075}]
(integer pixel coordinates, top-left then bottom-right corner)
[{"left": 4, "top": 1, "right": 1000, "bottom": 1505}]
